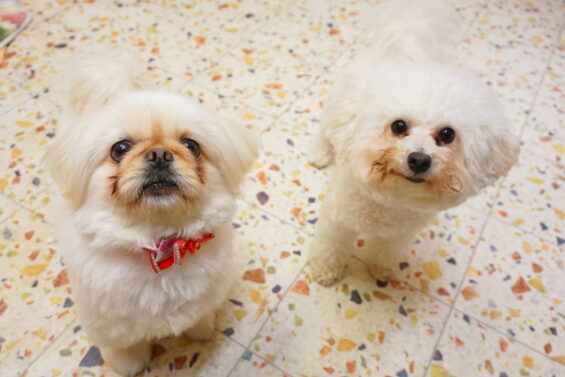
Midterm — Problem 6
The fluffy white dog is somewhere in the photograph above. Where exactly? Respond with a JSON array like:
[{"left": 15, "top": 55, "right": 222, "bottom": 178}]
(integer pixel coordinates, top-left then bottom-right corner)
[
  {"left": 46, "top": 52, "right": 258, "bottom": 375},
  {"left": 308, "top": 0, "right": 520, "bottom": 286}
]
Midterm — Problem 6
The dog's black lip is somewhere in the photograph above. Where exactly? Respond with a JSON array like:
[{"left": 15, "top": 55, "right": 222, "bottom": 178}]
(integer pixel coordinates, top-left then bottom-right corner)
[
  {"left": 142, "top": 181, "right": 178, "bottom": 189},
  {"left": 405, "top": 176, "right": 426, "bottom": 183},
  {"left": 141, "top": 181, "right": 179, "bottom": 195}
]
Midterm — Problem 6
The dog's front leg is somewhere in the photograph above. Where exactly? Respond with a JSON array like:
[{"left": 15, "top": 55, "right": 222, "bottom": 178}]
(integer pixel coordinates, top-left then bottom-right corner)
[
  {"left": 308, "top": 214, "right": 354, "bottom": 286},
  {"left": 103, "top": 340, "right": 151, "bottom": 377}
]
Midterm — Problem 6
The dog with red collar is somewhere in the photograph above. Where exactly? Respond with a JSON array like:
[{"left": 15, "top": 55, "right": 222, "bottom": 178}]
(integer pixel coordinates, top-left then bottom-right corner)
[{"left": 46, "top": 50, "right": 258, "bottom": 376}]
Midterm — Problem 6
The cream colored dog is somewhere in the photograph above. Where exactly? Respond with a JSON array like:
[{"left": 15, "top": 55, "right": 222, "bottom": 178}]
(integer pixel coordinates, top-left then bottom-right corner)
[
  {"left": 308, "top": 0, "right": 520, "bottom": 286},
  {"left": 46, "top": 52, "right": 258, "bottom": 375}
]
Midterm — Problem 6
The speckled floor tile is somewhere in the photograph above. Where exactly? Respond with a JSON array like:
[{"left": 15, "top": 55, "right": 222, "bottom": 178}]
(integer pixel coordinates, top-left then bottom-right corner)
[
  {"left": 0, "top": 79, "right": 28, "bottom": 115},
  {"left": 0, "top": 96, "right": 59, "bottom": 208},
  {"left": 24, "top": 322, "right": 246, "bottom": 377},
  {"left": 249, "top": 258, "right": 450, "bottom": 377},
  {"left": 229, "top": 350, "right": 291, "bottom": 377},
  {"left": 427, "top": 311, "right": 564, "bottom": 377},
  {"left": 522, "top": 34, "right": 564, "bottom": 136},
  {"left": 454, "top": 216, "right": 564, "bottom": 358},
  {"left": 454, "top": 0, "right": 562, "bottom": 129},
  {"left": 194, "top": 43, "right": 319, "bottom": 117},
  {"left": 491, "top": 152, "right": 564, "bottom": 246},
  {"left": 387, "top": 205, "right": 488, "bottom": 302},
  {"left": 241, "top": 0, "right": 361, "bottom": 68},
  {"left": 182, "top": 81, "right": 275, "bottom": 134},
  {"left": 451, "top": 0, "right": 487, "bottom": 29},
  {"left": 216, "top": 201, "right": 308, "bottom": 345},
  {"left": 0, "top": 194, "right": 20, "bottom": 223},
  {"left": 243, "top": 74, "right": 335, "bottom": 229},
  {"left": 19, "top": 0, "right": 73, "bottom": 23},
  {"left": 2, "top": 19, "right": 103, "bottom": 101},
  {"left": 0, "top": 209, "right": 74, "bottom": 375}
]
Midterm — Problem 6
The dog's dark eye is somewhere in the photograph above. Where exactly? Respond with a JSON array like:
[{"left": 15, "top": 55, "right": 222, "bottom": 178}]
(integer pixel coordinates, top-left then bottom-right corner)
[
  {"left": 182, "top": 138, "right": 200, "bottom": 157},
  {"left": 110, "top": 140, "right": 133, "bottom": 162},
  {"left": 437, "top": 127, "right": 456, "bottom": 145},
  {"left": 391, "top": 119, "right": 408, "bottom": 135}
]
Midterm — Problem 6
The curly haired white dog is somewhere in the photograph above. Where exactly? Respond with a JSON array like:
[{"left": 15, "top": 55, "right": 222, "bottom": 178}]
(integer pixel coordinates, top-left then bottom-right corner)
[
  {"left": 45, "top": 52, "right": 258, "bottom": 375},
  {"left": 308, "top": 0, "right": 520, "bottom": 286}
]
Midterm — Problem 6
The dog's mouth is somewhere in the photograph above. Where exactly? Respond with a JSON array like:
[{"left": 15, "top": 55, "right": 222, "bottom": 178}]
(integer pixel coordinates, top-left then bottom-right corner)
[
  {"left": 141, "top": 181, "right": 180, "bottom": 196},
  {"left": 404, "top": 176, "right": 426, "bottom": 183}
]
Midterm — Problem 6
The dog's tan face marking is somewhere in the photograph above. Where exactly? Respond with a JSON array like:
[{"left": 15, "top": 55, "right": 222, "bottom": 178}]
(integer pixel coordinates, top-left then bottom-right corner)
[
  {"left": 364, "top": 119, "right": 467, "bottom": 197},
  {"left": 106, "top": 122, "right": 206, "bottom": 209}
]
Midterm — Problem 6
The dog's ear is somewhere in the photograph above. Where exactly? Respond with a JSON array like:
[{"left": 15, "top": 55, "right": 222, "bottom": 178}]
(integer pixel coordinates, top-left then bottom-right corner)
[
  {"left": 44, "top": 116, "right": 103, "bottom": 209},
  {"left": 207, "top": 119, "right": 260, "bottom": 195},
  {"left": 320, "top": 89, "right": 365, "bottom": 155},
  {"left": 463, "top": 117, "right": 520, "bottom": 192}
]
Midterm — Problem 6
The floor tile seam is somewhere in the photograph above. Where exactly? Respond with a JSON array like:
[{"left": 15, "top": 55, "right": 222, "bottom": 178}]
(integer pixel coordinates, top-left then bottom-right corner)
[
  {"left": 0, "top": 85, "right": 47, "bottom": 117},
  {"left": 482, "top": 209, "right": 564, "bottom": 249},
  {"left": 421, "top": 198, "right": 497, "bottom": 376},
  {"left": 172, "top": 77, "right": 280, "bottom": 134},
  {"left": 518, "top": 34, "right": 563, "bottom": 140},
  {"left": 186, "top": 34, "right": 354, "bottom": 129},
  {"left": 0, "top": 193, "right": 28, "bottom": 224},
  {"left": 260, "top": 49, "right": 350, "bottom": 135},
  {"left": 21, "top": 316, "right": 78, "bottom": 374},
  {"left": 225, "top": 337, "right": 298, "bottom": 377},
  {"left": 187, "top": 30, "right": 328, "bottom": 119},
  {"left": 240, "top": 199, "right": 315, "bottom": 237},
  {"left": 460, "top": 0, "right": 490, "bottom": 38},
  {"left": 517, "top": 26, "right": 564, "bottom": 141},
  {"left": 156, "top": 4, "right": 286, "bottom": 87},
  {"left": 15, "top": 3, "right": 74, "bottom": 34},
  {"left": 242, "top": 264, "right": 306, "bottom": 351},
  {"left": 246, "top": 350, "right": 298, "bottom": 377},
  {"left": 17, "top": 185, "right": 54, "bottom": 226},
  {"left": 224, "top": 264, "right": 306, "bottom": 377},
  {"left": 449, "top": 305, "right": 565, "bottom": 369},
  {"left": 191, "top": 64, "right": 321, "bottom": 121}
]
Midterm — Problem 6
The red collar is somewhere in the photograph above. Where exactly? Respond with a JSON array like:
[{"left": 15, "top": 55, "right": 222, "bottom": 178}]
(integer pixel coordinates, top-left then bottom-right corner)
[{"left": 142, "top": 233, "right": 214, "bottom": 274}]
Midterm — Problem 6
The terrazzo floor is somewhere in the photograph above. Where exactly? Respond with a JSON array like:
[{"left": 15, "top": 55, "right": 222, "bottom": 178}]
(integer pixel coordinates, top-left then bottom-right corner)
[{"left": 0, "top": 0, "right": 564, "bottom": 376}]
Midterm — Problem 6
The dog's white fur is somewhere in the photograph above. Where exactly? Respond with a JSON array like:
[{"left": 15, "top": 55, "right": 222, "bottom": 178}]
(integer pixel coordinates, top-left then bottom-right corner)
[
  {"left": 308, "top": 0, "right": 520, "bottom": 286},
  {"left": 46, "top": 51, "right": 258, "bottom": 375}
]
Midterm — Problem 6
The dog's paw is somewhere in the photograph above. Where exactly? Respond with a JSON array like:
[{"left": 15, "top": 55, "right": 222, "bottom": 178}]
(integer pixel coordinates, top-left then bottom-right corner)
[
  {"left": 185, "top": 315, "right": 215, "bottom": 341},
  {"left": 308, "top": 138, "right": 334, "bottom": 169},
  {"left": 309, "top": 256, "right": 346, "bottom": 287},
  {"left": 105, "top": 342, "right": 150, "bottom": 377},
  {"left": 367, "top": 263, "right": 394, "bottom": 282}
]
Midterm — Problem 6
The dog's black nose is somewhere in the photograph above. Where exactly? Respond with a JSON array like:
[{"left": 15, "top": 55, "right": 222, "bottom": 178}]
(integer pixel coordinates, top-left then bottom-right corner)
[
  {"left": 407, "top": 152, "right": 432, "bottom": 174},
  {"left": 145, "top": 148, "right": 174, "bottom": 168}
]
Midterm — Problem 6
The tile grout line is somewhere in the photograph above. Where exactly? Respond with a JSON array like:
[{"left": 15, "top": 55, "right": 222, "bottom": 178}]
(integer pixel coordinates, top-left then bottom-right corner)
[
  {"left": 405, "top": 277, "right": 565, "bottom": 370},
  {"left": 226, "top": 336, "right": 297, "bottom": 377},
  {"left": 516, "top": 26, "right": 564, "bottom": 141},
  {"left": 241, "top": 199, "right": 315, "bottom": 237},
  {"left": 21, "top": 317, "right": 78, "bottom": 374},
  {"left": 224, "top": 264, "right": 306, "bottom": 377},
  {"left": 421, "top": 203, "right": 496, "bottom": 377},
  {"left": 449, "top": 306, "right": 565, "bottom": 368}
]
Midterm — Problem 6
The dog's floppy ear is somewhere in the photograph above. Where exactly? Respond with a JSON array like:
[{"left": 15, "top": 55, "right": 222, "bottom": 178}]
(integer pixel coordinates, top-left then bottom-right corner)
[
  {"left": 319, "top": 88, "right": 365, "bottom": 156},
  {"left": 463, "top": 116, "right": 520, "bottom": 192},
  {"left": 44, "top": 116, "right": 103, "bottom": 209},
  {"left": 208, "top": 119, "right": 260, "bottom": 195}
]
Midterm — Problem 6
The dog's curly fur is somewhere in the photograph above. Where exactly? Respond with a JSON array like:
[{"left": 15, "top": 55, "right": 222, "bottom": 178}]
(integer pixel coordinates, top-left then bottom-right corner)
[
  {"left": 308, "top": 0, "right": 520, "bottom": 286},
  {"left": 45, "top": 51, "right": 258, "bottom": 375}
]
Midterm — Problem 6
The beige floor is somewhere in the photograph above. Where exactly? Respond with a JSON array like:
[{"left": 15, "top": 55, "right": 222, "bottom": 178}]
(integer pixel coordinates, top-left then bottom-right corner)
[{"left": 0, "top": 0, "right": 564, "bottom": 376}]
